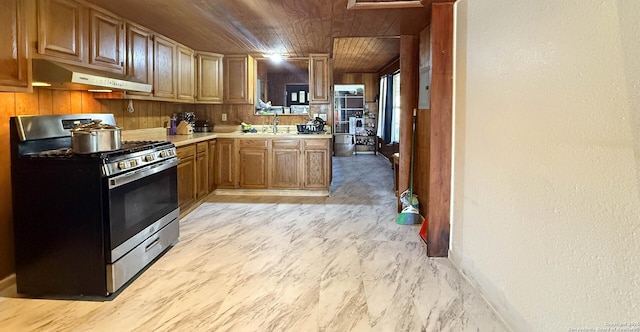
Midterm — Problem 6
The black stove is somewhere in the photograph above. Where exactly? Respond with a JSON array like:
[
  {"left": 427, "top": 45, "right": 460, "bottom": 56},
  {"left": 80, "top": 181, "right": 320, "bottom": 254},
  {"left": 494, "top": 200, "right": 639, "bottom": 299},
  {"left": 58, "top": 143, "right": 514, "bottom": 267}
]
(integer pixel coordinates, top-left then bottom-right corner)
[{"left": 10, "top": 114, "right": 180, "bottom": 298}]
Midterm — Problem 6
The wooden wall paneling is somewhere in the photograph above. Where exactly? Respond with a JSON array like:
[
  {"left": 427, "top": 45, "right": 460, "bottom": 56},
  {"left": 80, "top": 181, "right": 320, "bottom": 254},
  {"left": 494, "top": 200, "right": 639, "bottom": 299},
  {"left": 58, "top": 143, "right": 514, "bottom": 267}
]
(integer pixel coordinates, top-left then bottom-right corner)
[
  {"left": 398, "top": 35, "right": 419, "bottom": 212},
  {"left": 81, "top": 90, "right": 101, "bottom": 113},
  {"left": 136, "top": 100, "right": 150, "bottom": 128},
  {"left": 70, "top": 91, "right": 83, "bottom": 114},
  {"left": 123, "top": 102, "right": 139, "bottom": 129},
  {"left": 427, "top": 2, "right": 454, "bottom": 257},
  {"left": 52, "top": 90, "right": 71, "bottom": 114},
  {"left": 15, "top": 92, "right": 39, "bottom": 116},
  {"left": 38, "top": 89, "right": 53, "bottom": 115},
  {"left": 0, "top": 93, "right": 16, "bottom": 280}
]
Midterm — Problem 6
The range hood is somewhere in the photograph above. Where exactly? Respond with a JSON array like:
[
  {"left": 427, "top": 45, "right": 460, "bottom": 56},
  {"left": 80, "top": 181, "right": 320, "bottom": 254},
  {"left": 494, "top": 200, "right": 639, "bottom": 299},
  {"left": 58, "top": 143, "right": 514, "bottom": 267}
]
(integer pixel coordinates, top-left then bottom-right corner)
[{"left": 32, "top": 59, "right": 152, "bottom": 93}]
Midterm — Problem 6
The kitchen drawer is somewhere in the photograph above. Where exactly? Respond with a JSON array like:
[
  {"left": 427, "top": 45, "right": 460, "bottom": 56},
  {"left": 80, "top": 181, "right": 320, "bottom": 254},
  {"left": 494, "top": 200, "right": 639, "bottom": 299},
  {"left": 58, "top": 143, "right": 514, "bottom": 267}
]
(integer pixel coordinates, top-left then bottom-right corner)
[
  {"left": 304, "top": 139, "right": 329, "bottom": 149},
  {"left": 177, "top": 144, "right": 196, "bottom": 158},
  {"left": 196, "top": 141, "right": 208, "bottom": 153},
  {"left": 239, "top": 139, "right": 268, "bottom": 149},
  {"left": 272, "top": 140, "right": 300, "bottom": 149}
]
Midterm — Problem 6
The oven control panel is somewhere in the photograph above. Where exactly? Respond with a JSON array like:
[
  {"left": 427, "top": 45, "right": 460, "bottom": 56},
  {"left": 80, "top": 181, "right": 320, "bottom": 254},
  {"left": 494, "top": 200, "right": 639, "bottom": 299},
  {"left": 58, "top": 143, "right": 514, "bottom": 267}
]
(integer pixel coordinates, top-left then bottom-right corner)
[{"left": 102, "top": 147, "right": 177, "bottom": 176}]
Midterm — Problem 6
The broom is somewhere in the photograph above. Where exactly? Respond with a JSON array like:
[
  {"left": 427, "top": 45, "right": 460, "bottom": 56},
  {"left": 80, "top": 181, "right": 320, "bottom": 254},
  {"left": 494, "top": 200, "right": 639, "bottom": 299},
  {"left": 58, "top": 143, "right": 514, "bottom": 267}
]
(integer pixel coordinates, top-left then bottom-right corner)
[{"left": 396, "top": 109, "right": 424, "bottom": 225}]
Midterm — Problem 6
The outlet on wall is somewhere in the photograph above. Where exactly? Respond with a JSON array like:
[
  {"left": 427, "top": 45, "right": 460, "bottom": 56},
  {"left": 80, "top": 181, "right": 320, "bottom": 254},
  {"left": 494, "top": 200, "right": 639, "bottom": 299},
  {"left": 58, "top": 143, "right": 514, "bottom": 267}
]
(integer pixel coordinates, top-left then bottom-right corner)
[{"left": 222, "top": 114, "right": 227, "bottom": 121}]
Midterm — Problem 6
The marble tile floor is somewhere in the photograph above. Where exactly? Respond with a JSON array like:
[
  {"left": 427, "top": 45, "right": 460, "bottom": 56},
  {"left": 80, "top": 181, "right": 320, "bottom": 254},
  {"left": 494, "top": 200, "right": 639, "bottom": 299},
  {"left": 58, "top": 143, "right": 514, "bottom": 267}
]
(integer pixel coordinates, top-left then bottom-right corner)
[{"left": 0, "top": 155, "right": 509, "bottom": 332}]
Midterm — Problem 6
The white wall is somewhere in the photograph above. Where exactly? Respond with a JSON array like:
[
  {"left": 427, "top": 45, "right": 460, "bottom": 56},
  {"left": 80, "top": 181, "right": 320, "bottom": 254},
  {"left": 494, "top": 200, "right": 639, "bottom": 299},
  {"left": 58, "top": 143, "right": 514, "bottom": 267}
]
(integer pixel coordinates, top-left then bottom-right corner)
[{"left": 451, "top": 1, "right": 640, "bottom": 331}]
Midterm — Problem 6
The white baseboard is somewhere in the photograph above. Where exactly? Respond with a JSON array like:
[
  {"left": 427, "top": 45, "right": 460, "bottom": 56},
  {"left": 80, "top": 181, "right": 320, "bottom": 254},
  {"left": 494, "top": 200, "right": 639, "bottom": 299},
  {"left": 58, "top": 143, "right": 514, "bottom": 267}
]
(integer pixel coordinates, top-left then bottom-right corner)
[{"left": 448, "top": 250, "right": 529, "bottom": 332}]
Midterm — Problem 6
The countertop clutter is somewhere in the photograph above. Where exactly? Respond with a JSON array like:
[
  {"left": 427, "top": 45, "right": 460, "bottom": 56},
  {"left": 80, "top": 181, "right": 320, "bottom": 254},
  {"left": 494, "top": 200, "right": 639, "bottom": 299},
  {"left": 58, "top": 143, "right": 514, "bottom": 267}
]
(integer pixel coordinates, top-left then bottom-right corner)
[{"left": 121, "top": 126, "right": 333, "bottom": 148}]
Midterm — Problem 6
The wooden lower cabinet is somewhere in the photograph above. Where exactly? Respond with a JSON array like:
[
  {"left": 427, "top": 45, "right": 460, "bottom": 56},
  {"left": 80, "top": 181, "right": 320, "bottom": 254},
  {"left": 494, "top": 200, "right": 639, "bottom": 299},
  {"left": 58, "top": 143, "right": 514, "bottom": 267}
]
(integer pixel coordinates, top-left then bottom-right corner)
[
  {"left": 195, "top": 142, "right": 209, "bottom": 198},
  {"left": 214, "top": 137, "right": 331, "bottom": 191},
  {"left": 271, "top": 140, "right": 300, "bottom": 188},
  {"left": 208, "top": 139, "right": 217, "bottom": 192},
  {"left": 215, "top": 138, "right": 237, "bottom": 188},
  {"left": 176, "top": 145, "right": 196, "bottom": 210},
  {"left": 238, "top": 139, "right": 268, "bottom": 189},
  {"left": 303, "top": 139, "right": 330, "bottom": 189}
]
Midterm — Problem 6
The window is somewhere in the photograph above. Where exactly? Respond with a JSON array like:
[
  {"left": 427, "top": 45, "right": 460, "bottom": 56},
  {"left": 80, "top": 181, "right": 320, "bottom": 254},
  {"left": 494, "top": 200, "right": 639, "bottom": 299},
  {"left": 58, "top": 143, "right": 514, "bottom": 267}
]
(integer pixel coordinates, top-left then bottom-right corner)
[{"left": 377, "top": 72, "right": 401, "bottom": 143}]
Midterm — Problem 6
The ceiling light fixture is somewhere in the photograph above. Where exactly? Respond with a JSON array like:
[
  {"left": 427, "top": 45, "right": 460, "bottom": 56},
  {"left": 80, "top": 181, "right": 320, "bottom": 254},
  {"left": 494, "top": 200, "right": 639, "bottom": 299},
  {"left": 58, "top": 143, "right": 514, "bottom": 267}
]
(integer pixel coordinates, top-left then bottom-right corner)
[{"left": 263, "top": 53, "right": 285, "bottom": 64}]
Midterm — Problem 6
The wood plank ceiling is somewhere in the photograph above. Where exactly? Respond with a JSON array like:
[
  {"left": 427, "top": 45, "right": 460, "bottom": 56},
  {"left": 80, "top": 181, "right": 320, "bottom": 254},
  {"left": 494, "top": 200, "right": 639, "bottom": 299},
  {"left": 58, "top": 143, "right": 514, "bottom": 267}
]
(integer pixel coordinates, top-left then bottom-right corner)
[{"left": 86, "top": 0, "right": 440, "bottom": 73}]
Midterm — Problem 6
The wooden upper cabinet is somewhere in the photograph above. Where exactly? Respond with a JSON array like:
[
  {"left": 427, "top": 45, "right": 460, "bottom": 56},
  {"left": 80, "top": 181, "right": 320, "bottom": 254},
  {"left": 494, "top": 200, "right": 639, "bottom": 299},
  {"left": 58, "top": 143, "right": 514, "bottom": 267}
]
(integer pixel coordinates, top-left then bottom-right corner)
[
  {"left": 125, "top": 22, "right": 153, "bottom": 88},
  {"left": 37, "top": 0, "right": 85, "bottom": 62},
  {"left": 223, "top": 54, "right": 255, "bottom": 104},
  {"left": 0, "top": 0, "right": 30, "bottom": 92},
  {"left": 177, "top": 45, "right": 195, "bottom": 102},
  {"left": 89, "top": 8, "right": 124, "bottom": 73},
  {"left": 196, "top": 52, "right": 224, "bottom": 103},
  {"left": 153, "top": 34, "right": 177, "bottom": 99},
  {"left": 309, "top": 53, "right": 330, "bottom": 103}
]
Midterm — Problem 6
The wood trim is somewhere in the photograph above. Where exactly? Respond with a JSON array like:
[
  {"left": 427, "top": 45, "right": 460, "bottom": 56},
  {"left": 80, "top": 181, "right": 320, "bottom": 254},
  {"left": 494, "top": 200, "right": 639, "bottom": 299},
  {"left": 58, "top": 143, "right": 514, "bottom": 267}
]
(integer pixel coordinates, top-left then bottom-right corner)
[
  {"left": 347, "top": 0, "right": 424, "bottom": 10},
  {"left": 398, "top": 35, "right": 419, "bottom": 212},
  {"left": 427, "top": 2, "right": 454, "bottom": 257}
]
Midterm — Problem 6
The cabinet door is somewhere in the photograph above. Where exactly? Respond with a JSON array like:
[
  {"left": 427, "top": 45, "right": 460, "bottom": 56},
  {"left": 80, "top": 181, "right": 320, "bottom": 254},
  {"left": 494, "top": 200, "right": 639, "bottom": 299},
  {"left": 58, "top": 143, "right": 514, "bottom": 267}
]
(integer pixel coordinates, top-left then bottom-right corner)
[
  {"left": 223, "top": 54, "right": 255, "bottom": 104},
  {"left": 125, "top": 23, "right": 153, "bottom": 91},
  {"left": 153, "top": 35, "right": 176, "bottom": 99},
  {"left": 196, "top": 152, "right": 209, "bottom": 198},
  {"left": 37, "top": 0, "right": 85, "bottom": 62},
  {"left": 0, "top": 0, "right": 30, "bottom": 92},
  {"left": 196, "top": 52, "right": 224, "bottom": 103},
  {"left": 303, "top": 140, "right": 330, "bottom": 189},
  {"left": 177, "top": 145, "right": 196, "bottom": 210},
  {"left": 89, "top": 8, "right": 123, "bottom": 73},
  {"left": 216, "top": 139, "right": 236, "bottom": 188},
  {"left": 177, "top": 45, "right": 195, "bottom": 102},
  {"left": 239, "top": 149, "right": 268, "bottom": 188},
  {"left": 309, "top": 54, "right": 330, "bottom": 103},
  {"left": 208, "top": 140, "right": 217, "bottom": 192},
  {"left": 271, "top": 140, "right": 300, "bottom": 188}
]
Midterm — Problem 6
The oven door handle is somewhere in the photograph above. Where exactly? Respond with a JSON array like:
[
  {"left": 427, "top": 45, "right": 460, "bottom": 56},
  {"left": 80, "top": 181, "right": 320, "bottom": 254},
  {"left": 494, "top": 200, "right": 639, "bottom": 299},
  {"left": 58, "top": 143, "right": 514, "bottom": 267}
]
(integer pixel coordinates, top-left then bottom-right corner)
[{"left": 108, "top": 158, "right": 179, "bottom": 189}]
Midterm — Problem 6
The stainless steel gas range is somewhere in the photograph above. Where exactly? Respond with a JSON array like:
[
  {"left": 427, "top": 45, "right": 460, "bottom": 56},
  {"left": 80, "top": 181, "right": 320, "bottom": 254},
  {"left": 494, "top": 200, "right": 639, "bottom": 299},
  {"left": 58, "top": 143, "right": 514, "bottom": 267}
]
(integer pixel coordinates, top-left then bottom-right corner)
[{"left": 10, "top": 114, "right": 179, "bottom": 298}]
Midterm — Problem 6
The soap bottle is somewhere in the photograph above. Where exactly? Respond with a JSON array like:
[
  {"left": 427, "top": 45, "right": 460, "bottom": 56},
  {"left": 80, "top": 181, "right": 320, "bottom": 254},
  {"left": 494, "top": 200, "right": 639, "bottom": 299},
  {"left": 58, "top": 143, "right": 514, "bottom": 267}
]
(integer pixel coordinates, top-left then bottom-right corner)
[{"left": 169, "top": 114, "right": 177, "bottom": 135}]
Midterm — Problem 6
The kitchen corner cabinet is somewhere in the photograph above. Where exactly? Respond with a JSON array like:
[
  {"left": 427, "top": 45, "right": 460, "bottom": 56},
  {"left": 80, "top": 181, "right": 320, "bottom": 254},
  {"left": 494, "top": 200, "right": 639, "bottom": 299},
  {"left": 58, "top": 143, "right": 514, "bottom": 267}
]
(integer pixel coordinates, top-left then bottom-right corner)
[
  {"left": 215, "top": 138, "right": 237, "bottom": 189},
  {"left": 125, "top": 22, "right": 153, "bottom": 93},
  {"left": 36, "top": 0, "right": 85, "bottom": 63},
  {"left": 89, "top": 8, "right": 124, "bottom": 73},
  {"left": 196, "top": 52, "right": 224, "bottom": 103},
  {"left": 238, "top": 139, "right": 268, "bottom": 189},
  {"left": 0, "top": 0, "right": 30, "bottom": 92},
  {"left": 271, "top": 140, "right": 301, "bottom": 188},
  {"left": 303, "top": 139, "right": 330, "bottom": 188},
  {"left": 177, "top": 145, "right": 196, "bottom": 210},
  {"left": 153, "top": 34, "right": 177, "bottom": 99},
  {"left": 309, "top": 53, "right": 330, "bottom": 103},
  {"left": 177, "top": 45, "right": 195, "bottom": 102},
  {"left": 208, "top": 140, "right": 217, "bottom": 192},
  {"left": 195, "top": 142, "right": 209, "bottom": 198},
  {"left": 223, "top": 54, "right": 256, "bottom": 104}
]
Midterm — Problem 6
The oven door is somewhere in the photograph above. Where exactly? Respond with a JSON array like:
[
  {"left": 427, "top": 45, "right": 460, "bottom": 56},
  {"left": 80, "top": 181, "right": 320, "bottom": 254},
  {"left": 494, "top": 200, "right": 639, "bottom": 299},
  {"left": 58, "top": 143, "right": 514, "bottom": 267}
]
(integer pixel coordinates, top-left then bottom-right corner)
[{"left": 105, "top": 158, "right": 179, "bottom": 262}]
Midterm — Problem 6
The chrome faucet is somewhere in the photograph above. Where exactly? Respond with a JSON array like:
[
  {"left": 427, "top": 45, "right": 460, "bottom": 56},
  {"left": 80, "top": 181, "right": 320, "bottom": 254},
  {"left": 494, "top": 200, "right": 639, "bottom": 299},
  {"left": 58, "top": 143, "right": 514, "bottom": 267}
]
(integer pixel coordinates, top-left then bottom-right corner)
[{"left": 273, "top": 112, "right": 279, "bottom": 134}]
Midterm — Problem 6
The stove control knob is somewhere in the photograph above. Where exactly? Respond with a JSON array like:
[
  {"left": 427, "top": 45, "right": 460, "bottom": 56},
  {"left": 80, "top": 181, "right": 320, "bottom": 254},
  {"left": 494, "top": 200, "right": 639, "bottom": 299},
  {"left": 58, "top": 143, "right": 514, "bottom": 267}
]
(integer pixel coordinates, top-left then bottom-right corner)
[
  {"left": 144, "top": 154, "right": 154, "bottom": 162},
  {"left": 160, "top": 150, "right": 168, "bottom": 158},
  {"left": 118, "top": 161, "right": 128, "bottom": 169},
  {"left": 130, "top": 159, "right": 138, "bottom": 167}
]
